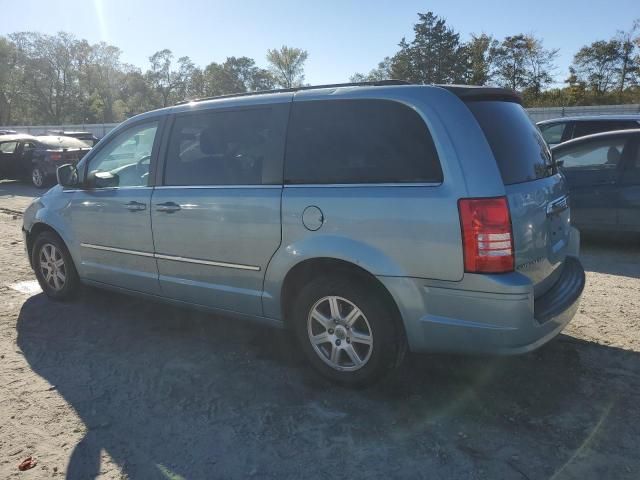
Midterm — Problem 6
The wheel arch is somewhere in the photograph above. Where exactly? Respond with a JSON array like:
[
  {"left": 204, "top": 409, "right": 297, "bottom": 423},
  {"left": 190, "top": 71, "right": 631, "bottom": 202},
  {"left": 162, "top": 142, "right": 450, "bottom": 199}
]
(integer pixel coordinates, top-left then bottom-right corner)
[
  {"left": 26, "top": 222, "right": 68, "bottom": 268},
  {"left": 279, "top": 257, "right": 407, "bottom": 346}
]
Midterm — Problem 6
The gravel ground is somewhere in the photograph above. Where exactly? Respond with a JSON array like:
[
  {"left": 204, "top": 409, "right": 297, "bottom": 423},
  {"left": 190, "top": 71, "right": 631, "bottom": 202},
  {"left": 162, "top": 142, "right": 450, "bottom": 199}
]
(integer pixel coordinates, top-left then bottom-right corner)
[{"left": 0, "top": 179, "right": 639, "bottom": 479}]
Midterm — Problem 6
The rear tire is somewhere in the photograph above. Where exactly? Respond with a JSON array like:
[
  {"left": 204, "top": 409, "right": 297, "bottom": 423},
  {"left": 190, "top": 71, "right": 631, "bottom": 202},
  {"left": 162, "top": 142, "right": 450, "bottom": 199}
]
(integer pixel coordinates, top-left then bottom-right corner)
[
  {"left": 31, "top": 165, "right": 47, "bottom": 188},
  {"left": 292, "top": 274, "right": 404, "bottom": 387},
  {"left": 32, "top": 231, "right": 80, "bottom": 300}
]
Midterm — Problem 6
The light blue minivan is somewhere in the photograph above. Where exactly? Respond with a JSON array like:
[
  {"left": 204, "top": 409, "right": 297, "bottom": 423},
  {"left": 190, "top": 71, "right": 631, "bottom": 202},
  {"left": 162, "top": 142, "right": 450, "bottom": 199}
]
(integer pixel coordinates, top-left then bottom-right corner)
[{"left": 23, "top": 82, "right": 585, "bottom": 385}]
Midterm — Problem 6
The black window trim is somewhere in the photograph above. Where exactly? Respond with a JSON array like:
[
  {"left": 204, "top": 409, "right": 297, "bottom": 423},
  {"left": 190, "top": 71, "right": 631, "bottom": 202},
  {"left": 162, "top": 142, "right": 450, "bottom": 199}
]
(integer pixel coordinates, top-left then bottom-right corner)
[
  {"left": 283, "top": 97, "right": 444, "bottom": 186},
  {"left": 158, "top": 103, "right": 290, "bottom": 187}
]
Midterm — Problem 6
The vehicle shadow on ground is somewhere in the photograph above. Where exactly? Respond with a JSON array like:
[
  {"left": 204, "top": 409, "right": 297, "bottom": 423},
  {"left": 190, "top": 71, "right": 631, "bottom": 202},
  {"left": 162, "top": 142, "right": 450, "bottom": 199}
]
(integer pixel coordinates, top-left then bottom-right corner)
[
  {"left": 17, "top": 289, "right": 640, "bottom": 479},
  {"left": 0, "top": 180, "right": 42, "bottom": 206},
  {"left": 580, "top": 234, "right": 640, "bottom": 279}
]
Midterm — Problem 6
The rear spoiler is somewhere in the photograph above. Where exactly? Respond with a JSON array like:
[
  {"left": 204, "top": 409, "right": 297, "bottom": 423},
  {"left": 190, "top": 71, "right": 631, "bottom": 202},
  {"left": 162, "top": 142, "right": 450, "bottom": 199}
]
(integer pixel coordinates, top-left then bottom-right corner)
[{"left": 437, "top": 85, "right": 522, "bottom": 104}]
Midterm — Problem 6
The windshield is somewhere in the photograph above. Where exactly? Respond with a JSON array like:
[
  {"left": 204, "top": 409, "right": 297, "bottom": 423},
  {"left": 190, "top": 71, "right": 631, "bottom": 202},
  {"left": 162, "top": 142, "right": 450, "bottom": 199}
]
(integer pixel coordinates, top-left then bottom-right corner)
[{"left": 467, "top": 101, "right": 553, "bottom": 185}]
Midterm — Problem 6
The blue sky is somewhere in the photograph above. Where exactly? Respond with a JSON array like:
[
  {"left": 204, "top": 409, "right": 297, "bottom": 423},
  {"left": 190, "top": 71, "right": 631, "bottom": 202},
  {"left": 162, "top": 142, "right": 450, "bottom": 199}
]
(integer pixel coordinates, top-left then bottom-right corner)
[{"left": 2, "top": 0, "right": 639, "bottom": 86}]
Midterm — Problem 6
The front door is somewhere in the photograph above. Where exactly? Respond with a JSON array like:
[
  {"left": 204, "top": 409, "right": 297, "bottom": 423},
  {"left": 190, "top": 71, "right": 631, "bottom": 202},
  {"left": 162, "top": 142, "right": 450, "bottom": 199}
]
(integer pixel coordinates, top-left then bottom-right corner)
[
  {"left": 558, "top": 134, "right": 630, "bottom": 230},
  {"left": 151, "top": 103, "right": 290, "bottom": 316},
  {"left": 68, "top": 120, "right": 162, "bottom": 294},
  {"left": 0, "top": 141, "right": 19, "bottom": 178}
]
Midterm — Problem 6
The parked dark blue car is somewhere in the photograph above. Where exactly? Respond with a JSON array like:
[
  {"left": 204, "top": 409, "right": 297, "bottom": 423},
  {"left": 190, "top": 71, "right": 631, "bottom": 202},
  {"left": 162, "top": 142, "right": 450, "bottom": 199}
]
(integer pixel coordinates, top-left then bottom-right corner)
[{"left": 553, "top": 129, "right": 640, "bottom": 233}]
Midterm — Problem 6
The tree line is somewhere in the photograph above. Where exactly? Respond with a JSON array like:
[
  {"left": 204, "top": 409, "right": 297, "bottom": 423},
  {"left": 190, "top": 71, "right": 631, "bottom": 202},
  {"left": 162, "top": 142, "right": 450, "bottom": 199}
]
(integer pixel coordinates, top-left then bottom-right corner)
[
  {"left": 1, "top": 11, "right": 639, "bottom": 126},
  {"left": 0, "top": 33, "right": 308, "bottom": 125},
  {"left": 352, "top": 12, "right": 640, "bottom": 107}
]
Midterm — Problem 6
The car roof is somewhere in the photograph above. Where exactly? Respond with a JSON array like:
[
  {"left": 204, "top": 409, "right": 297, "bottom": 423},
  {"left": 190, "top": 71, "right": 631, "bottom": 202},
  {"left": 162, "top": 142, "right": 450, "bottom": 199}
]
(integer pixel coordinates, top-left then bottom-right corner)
[
  {"left": 131, "top": 82, "right": 520, "bottom": 121},
  {"left": 0, "top": 134, "right": 37, "bottom": 142},
  {"left": 110, "top": 81, "right": 521, "bottom": 141},
  {"left": 48, "top": 130, "right": 94, "bottom": 135},
  {"left": 538, "top": 115, "right": 640, "bottom": 125},
  {"left": 35, "top": 135, "right": 92, "bottom": 145},
  {"left": 551, "top": 128, "right": 640, "bottom": 150}
]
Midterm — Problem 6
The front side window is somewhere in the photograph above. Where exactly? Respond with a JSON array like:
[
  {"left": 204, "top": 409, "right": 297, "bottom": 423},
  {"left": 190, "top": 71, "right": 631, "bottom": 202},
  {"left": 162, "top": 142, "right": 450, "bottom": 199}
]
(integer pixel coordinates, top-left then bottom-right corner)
[
  {"left": 284, "top": 99, "right": 442, "bottom": 184},
  {"left": 87, "top": 122, "right": 158, "bottom": 187},
  {"left": 164, "top": 106, "right": 287, "bottom": 186},
  {"left": 0, "top": 141, "right": 17, "bottom": 154},
  {"left": 556, "top": 137, "right": 627, "bottom": 170}
]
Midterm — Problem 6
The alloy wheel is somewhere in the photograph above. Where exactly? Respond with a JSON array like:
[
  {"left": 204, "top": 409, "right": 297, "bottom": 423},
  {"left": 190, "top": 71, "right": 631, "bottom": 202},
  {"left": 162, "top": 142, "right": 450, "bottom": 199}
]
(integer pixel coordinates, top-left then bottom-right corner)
[
  {"left": 39, "top": 243, "right": 66, "bottom": 291},
  {"left": 307, "top": 295, "right": 374, "bottom": 371},
  {"left": 32, "top": 168, "right": 44, "bottom": 187}
]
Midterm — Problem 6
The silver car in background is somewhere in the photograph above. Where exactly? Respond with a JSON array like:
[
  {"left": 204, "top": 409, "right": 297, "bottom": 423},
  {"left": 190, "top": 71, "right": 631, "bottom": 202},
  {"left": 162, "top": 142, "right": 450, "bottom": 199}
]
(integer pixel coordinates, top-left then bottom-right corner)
[{"left": 23, "top": 82, "right": 585, "bottom": 386}]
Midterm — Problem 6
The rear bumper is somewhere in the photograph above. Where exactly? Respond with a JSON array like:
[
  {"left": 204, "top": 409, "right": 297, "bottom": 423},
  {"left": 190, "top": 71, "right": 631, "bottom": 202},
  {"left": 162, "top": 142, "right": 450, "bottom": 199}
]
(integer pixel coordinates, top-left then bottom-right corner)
[{"left": 379, "top": 256, "right": 585, "bottom": 355}]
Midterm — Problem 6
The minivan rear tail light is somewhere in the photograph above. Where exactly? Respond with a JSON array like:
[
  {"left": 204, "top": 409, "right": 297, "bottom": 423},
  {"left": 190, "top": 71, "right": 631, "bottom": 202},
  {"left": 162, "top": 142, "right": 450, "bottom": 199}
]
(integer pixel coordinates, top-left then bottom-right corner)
[
  {"left": 458, "top": 197, "right": 514, "bottom": 273},
  {"left": 49, "top": 152, "right": 62, "bottom": 161}
]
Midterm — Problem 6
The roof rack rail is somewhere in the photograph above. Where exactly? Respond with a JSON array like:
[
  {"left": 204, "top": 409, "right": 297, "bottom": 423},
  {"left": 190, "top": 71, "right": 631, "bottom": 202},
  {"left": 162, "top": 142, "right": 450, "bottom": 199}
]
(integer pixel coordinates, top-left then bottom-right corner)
[{"left": 175, "top": 79, "right": 411, "bottom": 106}]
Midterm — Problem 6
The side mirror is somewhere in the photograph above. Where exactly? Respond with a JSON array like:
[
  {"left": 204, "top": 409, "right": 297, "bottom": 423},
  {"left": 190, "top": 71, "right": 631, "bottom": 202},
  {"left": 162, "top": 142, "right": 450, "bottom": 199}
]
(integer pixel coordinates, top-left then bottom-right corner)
[
  {"left": 86, "top": 170, "right": 119, "bottom": 189},
  {"left": 56, "top": 164, "right": 78, "bottom": 187}
]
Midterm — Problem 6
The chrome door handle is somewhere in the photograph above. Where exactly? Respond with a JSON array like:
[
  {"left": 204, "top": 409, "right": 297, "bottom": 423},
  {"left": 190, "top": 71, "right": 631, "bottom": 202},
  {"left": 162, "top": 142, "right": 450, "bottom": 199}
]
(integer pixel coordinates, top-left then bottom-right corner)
[
  {"left": 124, "top": 201, "right": 146, "bottom": 212},
  {"left": 156, "top": 202, "right": 181, "bottom": 213}
]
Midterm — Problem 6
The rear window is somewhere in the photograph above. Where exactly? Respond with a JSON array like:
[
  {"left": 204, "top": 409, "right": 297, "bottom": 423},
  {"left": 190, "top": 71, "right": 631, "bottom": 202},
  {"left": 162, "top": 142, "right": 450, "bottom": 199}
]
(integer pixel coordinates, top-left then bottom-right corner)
[
  {"left": 467, "top": 101, "right": 552, "bottom": 185},
  {"left": 36, "top": 136, "right": 89, "bottom": 149},
  {"left": 284, "top": 99, "right": 442, "bottom": 184}
]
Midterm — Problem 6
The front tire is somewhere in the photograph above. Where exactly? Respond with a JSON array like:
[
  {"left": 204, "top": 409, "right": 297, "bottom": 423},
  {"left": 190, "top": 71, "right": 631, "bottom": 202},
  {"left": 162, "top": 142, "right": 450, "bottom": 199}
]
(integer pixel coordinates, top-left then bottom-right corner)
[
  {"left": 292, "top": 275, "right": 404, "bottom": 387},
  {"left": 32, "top": 231, "right": 80, "bottom": 300}
]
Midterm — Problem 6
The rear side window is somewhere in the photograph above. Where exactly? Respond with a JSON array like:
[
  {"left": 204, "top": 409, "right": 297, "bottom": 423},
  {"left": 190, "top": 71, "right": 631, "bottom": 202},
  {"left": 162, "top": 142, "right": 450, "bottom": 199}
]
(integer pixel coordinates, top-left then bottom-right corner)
[
  {"left": 467, "top": 101, "right": 552, "bottom": 185},
  {"left": 164, "top": 106, "right": 288, "bottom": 186},
  {"left": 539, "top": 122, "right": 567, "bottom": 145},
  {"left": 284, "top": 99, "right": 442, "bottom": 184},
  {"left": 0, "top": 141, "right": 17, "bottom": 154},
  {"left": 573, "top": 120, "right": 639, "bottom": 139}
]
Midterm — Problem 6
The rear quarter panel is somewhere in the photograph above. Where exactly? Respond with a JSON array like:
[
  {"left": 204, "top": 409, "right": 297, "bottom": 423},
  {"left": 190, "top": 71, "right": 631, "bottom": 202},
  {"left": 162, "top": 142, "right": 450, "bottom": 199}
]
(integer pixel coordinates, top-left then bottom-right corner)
[{"left": 262, "top": 86, "right": 505, "bottom": 320}]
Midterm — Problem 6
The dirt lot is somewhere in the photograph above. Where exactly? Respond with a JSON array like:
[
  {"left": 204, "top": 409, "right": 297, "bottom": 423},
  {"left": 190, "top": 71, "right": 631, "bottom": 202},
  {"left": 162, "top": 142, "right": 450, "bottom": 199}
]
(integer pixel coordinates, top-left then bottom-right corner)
[{"left": 0, "top": 179, "right": 639, "bottom": 479}]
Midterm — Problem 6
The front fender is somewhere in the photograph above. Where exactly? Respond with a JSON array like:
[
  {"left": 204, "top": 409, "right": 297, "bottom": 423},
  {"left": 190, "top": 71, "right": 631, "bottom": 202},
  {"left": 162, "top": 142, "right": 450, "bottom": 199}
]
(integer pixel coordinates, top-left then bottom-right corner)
[
  {"left": 23, "top": 187, "right": 79, "bottom": 268},
  {"left": 262, "top": 234, "right": 407, "bottom": 320}
]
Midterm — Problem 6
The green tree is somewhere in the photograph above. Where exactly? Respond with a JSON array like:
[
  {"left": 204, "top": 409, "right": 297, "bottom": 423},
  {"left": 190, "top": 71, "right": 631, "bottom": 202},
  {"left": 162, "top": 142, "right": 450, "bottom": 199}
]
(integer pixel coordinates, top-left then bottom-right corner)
[
  {"left": 201, "top": 56, "right": 274, "bottom": 96},
  {"left": 463, "top": 33, "right": 496, "bottom": 85},
  {"left": 615, "top": 20, "right": 639, "bottom": 92},
  {"left": 490, "top": 34, "right": 557, "bottom": 95},
  {"left": 81, "top": 42, "right": 124, "bottom": 122},
  {"left": 146, "top": 49, "right": 195, "bottom": 107},
  {"left": 266, "top": 46, "right": 308, "bottom": 88},
  {"left": 0, "top": 36, "right": 19, "bottom": 124},
  {"left": 393, "top": 12, "right": 468, "bottom": 84},
  {"left": 350, "top": 57, "right": 393, "bottom": 82},
  {"left": 572, "top": 40, "right": 621, "bottom": 95}
]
